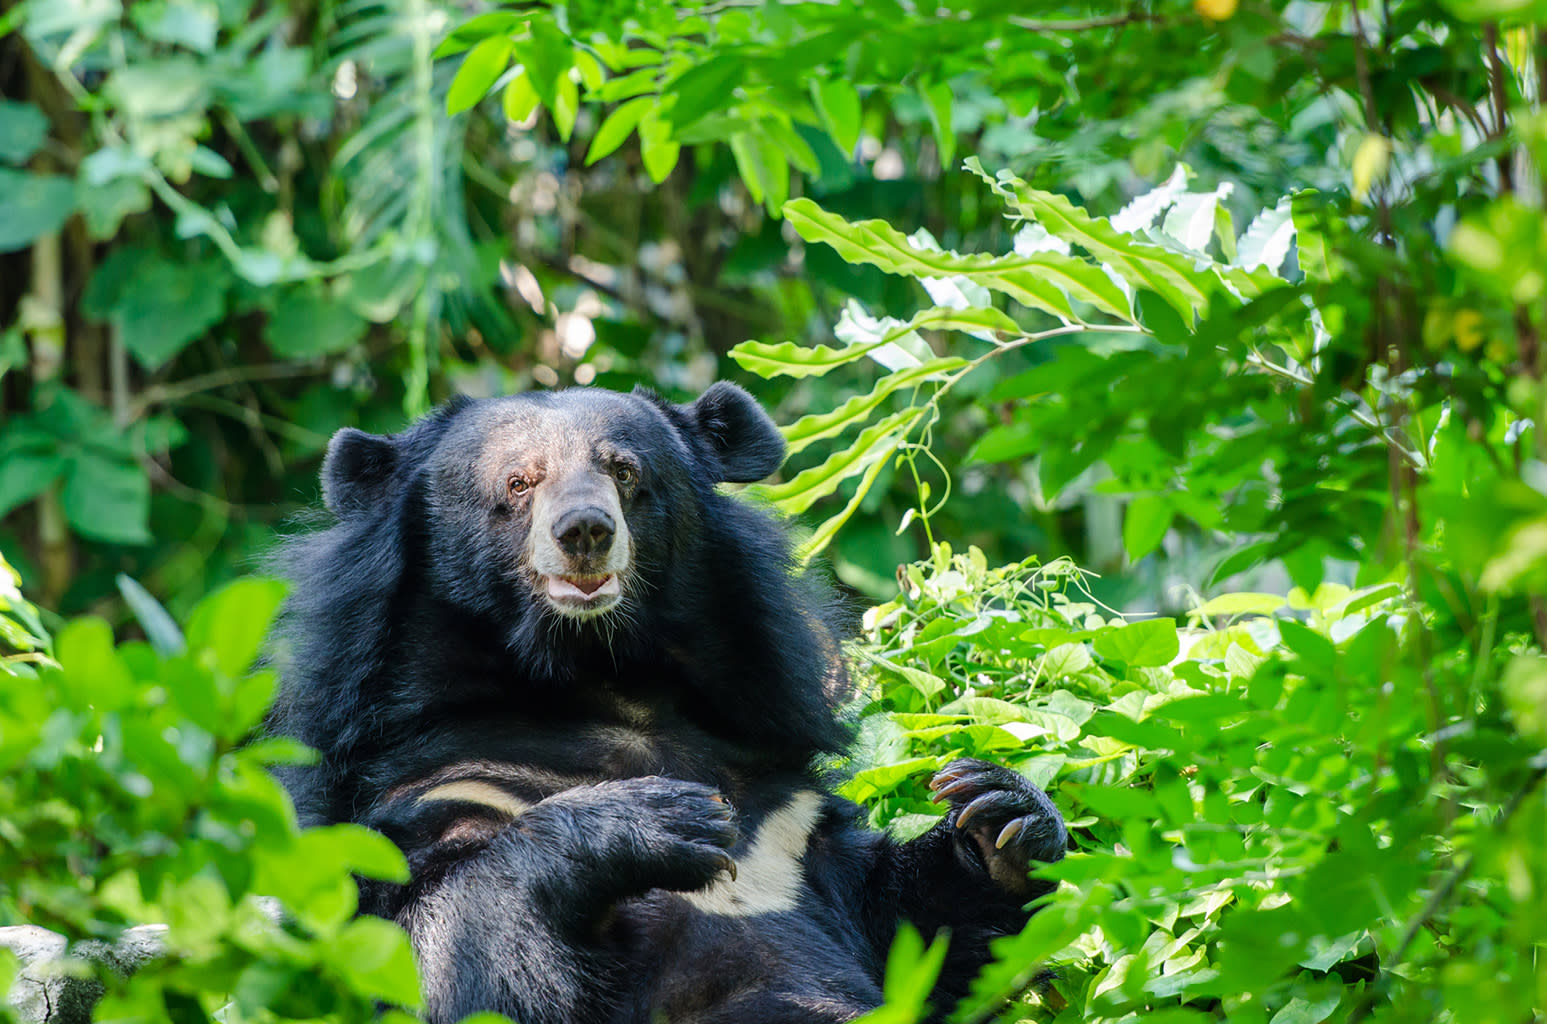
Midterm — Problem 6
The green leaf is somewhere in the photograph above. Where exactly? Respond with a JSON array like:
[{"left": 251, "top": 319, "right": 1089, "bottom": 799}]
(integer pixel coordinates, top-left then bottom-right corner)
[
  {"left": 1123, "top": 495, "right": 1174, "bottom": 561},
  {"left": 0, "top": 100, "right": 48, "bottom": 164},
  {"left": 860, "top": 651, "right": 946, "bottom": 699},
  {"left": 513, "top": 18, "right": 573, "bottom": 115},
  {"left": 1093, "top": 618, "right": 1180, "bottom": 667},
  {"left": 185, "top": 577, "right": 288, "bottom": 679},
  {"left": 433, "top": 10, "right": 525, "bottom": 59},
  {"left": 116, "top": 574, "right": 185, "bottom": 656},
  {"left": 783, "top": 359, "right": 966, "bottom": 456},
  {"left": 920, "top": 80, "right": 955, "bottom": 168},
  {"left": 663, "top": 55, "right": 744, "bottom": 132},
  {"left": 334, "top": 917, "right": 422, "bottom": 1008},
  {"left": 750, "top": 408, "right": 922, "bottom": 515},
  {"left": 586, "top": 97, "right": 652, "bottom": 165},
  {"left": 133, "top": 0, "right": 220, "bottom": 53},
  {"left": 502, "top": 70, "right": 541, "bottom": 123},
  {"left": 732, "top": 306, "right": 1009, "bottom": 380},
  {"left": 91, "top": 257, "right": 231, "bottom": 370},
  {"left": 552, "top": 72, "right": 580, "bottom": 141},
  {"left": 1268, "top": 994, "right": 1341, "bottom": 1024},
  {"left": 0, "top": 451, "right": 66, "bottom": 518},
  {"left": 54, "top": 617, "right": 135, "bottom": 711},
  {"left": 813, "top": 79, "right": 861, "bottom": 155},
  {"left": 61, "top": 452, "right": 152, "bottom": 546},
  {"left": 783, "top": 198, "right": 1130, "bottom": 320},
  {"left": 1187, "top": 592, "right": 1286, "bottom": 620},
  {"left": 76, "top": 173, "right": 152, "bottom": 240},
  {"left": 0, "top": 169, "right": 75, "bottom": 253},
  {"left": 969, "top": 161, "right": 1223, "bottom": 318},
  {"left": 446, "top": 36, "right": 513, "bottom": 116},
  {"left": 795, "top": 436, "right": 902, "bottom": 563},
  {"left": 265, "top": 283, "right": 369, "bottom": 358}
]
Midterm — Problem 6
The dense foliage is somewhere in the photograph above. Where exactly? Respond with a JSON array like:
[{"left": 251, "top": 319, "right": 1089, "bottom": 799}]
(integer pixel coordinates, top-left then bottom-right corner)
[{"left": 3, "top": 0, "right": 1547, "bottom": 1022}]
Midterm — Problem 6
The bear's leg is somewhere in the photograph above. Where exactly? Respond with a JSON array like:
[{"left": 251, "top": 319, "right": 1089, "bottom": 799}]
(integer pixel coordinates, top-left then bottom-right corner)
[{"left": 370, "top": 776, "right": 740, "bottom": 1024}]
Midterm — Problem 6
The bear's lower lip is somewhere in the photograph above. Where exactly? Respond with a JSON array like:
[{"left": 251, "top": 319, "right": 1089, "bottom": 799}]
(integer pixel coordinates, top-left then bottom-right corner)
[{"left": 545, "top": 574, "right": 620, "bottom": 604}]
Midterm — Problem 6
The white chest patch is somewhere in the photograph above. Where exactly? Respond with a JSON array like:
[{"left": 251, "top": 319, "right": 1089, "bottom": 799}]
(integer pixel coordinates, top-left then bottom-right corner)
[{"left": 682, "top": 790, "right": 823, "bottom": 918}]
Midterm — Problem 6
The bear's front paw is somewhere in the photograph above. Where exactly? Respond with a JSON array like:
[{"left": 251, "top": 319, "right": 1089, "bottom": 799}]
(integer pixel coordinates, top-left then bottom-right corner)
[
  {"left": 546, "top": 777, "right": 740, "bottom": 897},
  {"left": 928, "top": 758, "right": 1066, "bottom": 897}
]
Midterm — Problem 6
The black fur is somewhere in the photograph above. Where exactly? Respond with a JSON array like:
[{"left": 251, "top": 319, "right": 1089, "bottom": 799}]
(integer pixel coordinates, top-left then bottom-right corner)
[{"left": 268, "top": 383, "right": 1066, "bottom": 1024}]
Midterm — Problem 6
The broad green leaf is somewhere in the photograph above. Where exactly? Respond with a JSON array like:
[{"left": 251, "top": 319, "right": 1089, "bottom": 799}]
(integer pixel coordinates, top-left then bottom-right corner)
[
  {"left": 334, "top": 917, "right": 422, "bottom": 1008},
  {"left": 813, "top": 78, "right": 860, "bottom": 155},
  {"left": 639, "top": 111, "right": 680, "bottom": 183},
  {"left": 0, "top": 451, "right": 66, "bottom": 518},
  {"left": 586, "top": 97, "right": 652, "bottom": 165},
  {"left": 663, "top": 55, "right": 744, "bottom": 131},
  {"left": 552, "top": 72, "right": 580, "bottom": 141},
  {"left": 1123, "top": 495, "right": 1174, "bottom": 560},
  {"left": 0, "top": 100, "right": 48, "bottom": 164},
  {"left": 433, "top": 10, "right": 525, "bottom": 59},
  {"left": 76, "top": 173, "right": 151, "bottom": 240},
  {"left": 0, "top": 169, "right": 75, "bottom": 253},
  {"left": 133, "top": 0, "right": 219, "bottom": 52},
  {"left": 265, "top": 282, "right": 368, "bottom": 358},
  {"left": 1268, "top": 994, "right": 1341, "bottom": 1024},
  {"left": 98, "top": 258, "right": 231, "bottom": 369},
  {"left": 54, "top": 617, "right": 135, "bottom": 711},
  {"left": 859, "top": 651, "right": 946, "bottom": 699},
  {"left": 446, "top": 36, "right": 512, "bottom": 116},
  {"left": 1093, "top": 618, "right": 1180, "bottom": 667},
  {"left": 513, "top": 18, "right": 572, "bottom": 115},
  {"left": 730, "top": 129, "right": 788, "bottom": 211},
  {"left": 783, "top": 198, "right": 1129, "bottom": 319},
  {"left": 1189, "top": 592, "right": 1286, "bottom": 620},
  {"left": 783, "top": 358, "right": 966, "bottom": 456},
  {"left": 502, "top": 70, "right": 540, "bottom": 123},
  {"left": 751, "top": 408, "right": 922, "bottom": 515},
  {"left": 185, "top": 577, "right": 288, "bottom": 679},
  {"left": 61, "top": 452, "right": 151, "bottom": 545}
]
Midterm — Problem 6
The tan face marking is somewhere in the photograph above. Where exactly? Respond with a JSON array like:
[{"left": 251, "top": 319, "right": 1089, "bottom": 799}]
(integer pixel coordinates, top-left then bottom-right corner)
[{"left": 416, "top": 780, "right": 532, "bottom": 819}]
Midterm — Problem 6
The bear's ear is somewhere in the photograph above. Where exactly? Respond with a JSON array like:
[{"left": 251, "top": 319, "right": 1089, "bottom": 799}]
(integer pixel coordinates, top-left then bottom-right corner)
[
  {"left": 321, "top": 428, "right": 398, "bottom": 516},
  {"left": 683, "top": 381, "right": 786, "bottom": 483}
]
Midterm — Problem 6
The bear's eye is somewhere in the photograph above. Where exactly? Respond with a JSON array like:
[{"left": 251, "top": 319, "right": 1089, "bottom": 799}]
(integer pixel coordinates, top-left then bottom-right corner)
[
  {"left": 613, "top": 465, "right": 638, "bottom": 487},
  {"left": 508, "top": 476, "right": 532, "bottom": 497}
]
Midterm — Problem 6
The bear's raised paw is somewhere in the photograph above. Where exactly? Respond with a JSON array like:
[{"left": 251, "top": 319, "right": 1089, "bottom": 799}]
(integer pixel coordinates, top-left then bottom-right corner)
[{"left": 928, "top": 758, "right": 1066, "bottom": 897}]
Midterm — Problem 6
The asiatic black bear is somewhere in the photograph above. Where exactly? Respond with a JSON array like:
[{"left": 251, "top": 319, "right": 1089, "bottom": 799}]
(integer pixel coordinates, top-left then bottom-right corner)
[{"left": 268, "top": 382, "right": 1065, "bottom": 1024}]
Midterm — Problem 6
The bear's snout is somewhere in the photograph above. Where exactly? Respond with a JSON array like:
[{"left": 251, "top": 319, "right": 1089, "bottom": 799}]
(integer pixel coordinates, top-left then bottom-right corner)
[{"left": 553, "top": 507, "right": 615, "bottom": 559}]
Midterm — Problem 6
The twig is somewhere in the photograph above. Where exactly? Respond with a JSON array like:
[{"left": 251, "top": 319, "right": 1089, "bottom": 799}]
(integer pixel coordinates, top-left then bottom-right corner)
[
  {"left": 129, "top": 363, "right": 331, "bottom": 417},
  {"left": 1244, "top": 351, "right": 1427, "bottom": 468}
]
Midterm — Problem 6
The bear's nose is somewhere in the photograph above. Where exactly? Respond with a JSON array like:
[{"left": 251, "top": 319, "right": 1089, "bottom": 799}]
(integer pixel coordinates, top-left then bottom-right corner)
[{"left": 553, "top": 507, "right": 615, "bottom": 558}]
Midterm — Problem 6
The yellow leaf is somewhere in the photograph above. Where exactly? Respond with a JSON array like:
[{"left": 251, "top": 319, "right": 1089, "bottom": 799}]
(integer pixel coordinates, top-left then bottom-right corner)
[{"left": 1352, "top": 134, "right": 1391, "bottom": 203}]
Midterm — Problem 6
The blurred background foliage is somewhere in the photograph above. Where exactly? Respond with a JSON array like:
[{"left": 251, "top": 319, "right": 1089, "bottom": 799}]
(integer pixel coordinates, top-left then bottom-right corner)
[
  {"left": 4, "top": 0, "right": 1547, "bottom": 1022},
  {"left": 2, "top": 0, "right": 1364, "bottom": 615}
]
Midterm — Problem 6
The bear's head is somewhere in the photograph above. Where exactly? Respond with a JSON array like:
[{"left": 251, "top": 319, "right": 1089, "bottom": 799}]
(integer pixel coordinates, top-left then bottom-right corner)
[
  {"left": 317, "top": 381, "right": 786, "bottom": 632},
  {"left": 271, "top": 382, "right": 851, "bottom": 804}
]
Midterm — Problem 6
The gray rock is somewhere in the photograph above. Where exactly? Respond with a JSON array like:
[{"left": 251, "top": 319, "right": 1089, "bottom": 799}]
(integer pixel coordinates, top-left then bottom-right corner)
[{"left": 1, "top": 924, "right": 166, "bottom": 1024}]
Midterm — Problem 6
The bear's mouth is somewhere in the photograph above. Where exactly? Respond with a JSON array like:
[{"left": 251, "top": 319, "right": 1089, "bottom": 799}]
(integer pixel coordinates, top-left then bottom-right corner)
[{"left": 543, "top": 573, "right": 622, "bottom": 615}]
